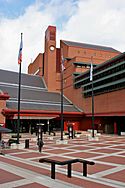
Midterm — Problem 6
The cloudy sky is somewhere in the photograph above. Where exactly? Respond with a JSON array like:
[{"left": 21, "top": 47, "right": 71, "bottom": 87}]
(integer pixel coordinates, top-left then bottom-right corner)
[{"left": 0, "top": 0, "right": 125, "bottom": 73}]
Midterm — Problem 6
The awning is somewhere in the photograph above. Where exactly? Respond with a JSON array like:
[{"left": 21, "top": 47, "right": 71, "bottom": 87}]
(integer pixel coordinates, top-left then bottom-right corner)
[{"left": 13, "top": 114, "right": 59, "bottom": 120}]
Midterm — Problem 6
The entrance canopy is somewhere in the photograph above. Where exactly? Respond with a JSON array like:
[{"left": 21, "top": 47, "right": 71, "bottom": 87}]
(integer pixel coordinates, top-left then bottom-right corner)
[{"left": 13, "top": 114, "right": 59, "bottom": 120}]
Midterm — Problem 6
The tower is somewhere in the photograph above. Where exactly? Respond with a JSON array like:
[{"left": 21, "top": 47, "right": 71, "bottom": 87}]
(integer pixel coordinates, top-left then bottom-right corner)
[{"left": 44, "top": 26, "right": 57, "bottom": 91}]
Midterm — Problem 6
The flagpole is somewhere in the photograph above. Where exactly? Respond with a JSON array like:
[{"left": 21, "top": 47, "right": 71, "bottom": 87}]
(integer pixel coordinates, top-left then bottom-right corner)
[
  {"left": 61, "top": 57, "right": 64, "bottom": 140},
  {"left": 92, "top": 74, "right": 95, "bottom": 138},
  {"left": 91, "top": 56, "right": 95, "bottom": 138},
  {"left": 17, "top": 33, "right": 23, "bottom": 144}
]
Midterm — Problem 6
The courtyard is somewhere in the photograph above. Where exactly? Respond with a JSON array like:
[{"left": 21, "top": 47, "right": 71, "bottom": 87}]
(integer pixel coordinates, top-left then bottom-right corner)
[{"left": 0, "top": 132, "right": 125, "bottom": 188}]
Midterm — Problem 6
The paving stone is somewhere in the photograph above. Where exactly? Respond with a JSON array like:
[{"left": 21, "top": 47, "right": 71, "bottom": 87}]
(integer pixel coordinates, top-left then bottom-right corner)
[{"left": 1, "top": 132, "right": 125, "bottom": 188}]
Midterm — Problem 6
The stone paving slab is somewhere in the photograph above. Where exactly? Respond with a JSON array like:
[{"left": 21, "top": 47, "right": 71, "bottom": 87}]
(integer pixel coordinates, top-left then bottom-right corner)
[
  {"left": 2, "top": 149, "right": 25, "bottom": 154},
  {"left": 0, "top": 169, "right": 24, "bottom": 184},
  {"left": 0, "top": 157, "right": 114, "bottom": 188},
  {"left": 118, "top": 152, "right": 125, "bottom": 156},
  {"left": 10, "top": 151, "right": 46, "bottom": 159},
  {"left": 90, "top": 148, "right": 122, "bottom": 154},
  {"left": 110, "top": 145, "right": 125, "bottom": 149},
  {"left": 103, "top": 169, "right": 125, "bottom": 183},
  {"left": 1, "top": 132, "right": 125, "bottom": 188},
  {"left": 97, "top": 156, "right": 125, "bottom": 165},
  {"left": 65, "top": 151, "right": 102, "bottom": 158},
  {"left": 17, "top": 183, "right": 48, "bottom": 188},
  {"left": 67, "top": 146, "right": 94, "bottom": 150}
]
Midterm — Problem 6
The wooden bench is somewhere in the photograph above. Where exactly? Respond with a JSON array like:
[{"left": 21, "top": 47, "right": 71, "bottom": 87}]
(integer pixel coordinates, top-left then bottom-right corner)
[{"left": 39, "top": 158, "right": 95, "bottom": 179}]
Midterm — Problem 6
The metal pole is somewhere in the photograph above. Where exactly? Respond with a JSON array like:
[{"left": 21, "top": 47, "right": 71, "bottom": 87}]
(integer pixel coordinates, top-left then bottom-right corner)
[
  {"left": 92, "top": 78, "right": 94, "bottom": 137},
  {"left": 91, "top": 57, "right": 94, "bottom": 138},
  {"left": 47, "top": 120, "right": 50, "bottom": 132},
  {"left": 17, "top": 33, "right": 23, "bottom": 144},
  {"left": 61, "top": 65, "right": 64, "bottom": 140},
  {"left": 17, "top": 62, "right": 21, "bottom": 144}
]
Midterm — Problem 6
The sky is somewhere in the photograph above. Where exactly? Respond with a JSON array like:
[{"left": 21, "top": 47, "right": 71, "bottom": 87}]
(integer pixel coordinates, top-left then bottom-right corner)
[{"left": 0, "top": 0, "right": 125, "bottom": 73}]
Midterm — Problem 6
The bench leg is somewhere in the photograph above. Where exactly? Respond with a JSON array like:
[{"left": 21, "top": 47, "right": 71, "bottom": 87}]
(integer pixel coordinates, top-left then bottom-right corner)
[
  {"left": 68, "top": 163, "right": 72, "bottom": 178},
  {"left": 83, "top": 163, "right": 87, "bottom": 177},
  {"left": 51, "top": 163, "right": 55, "bottom": 179}
]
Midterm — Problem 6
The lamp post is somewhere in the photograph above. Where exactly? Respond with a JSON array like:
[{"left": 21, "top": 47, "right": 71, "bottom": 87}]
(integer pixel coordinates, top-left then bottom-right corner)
[
  {"left": 60, "top": 56, "right": 65, "bottom": 140},
  {"left": 61, "top": 60, "right": 64, "bottom": 140},
  {"left": 37, "top": 123, "right": 44, "bottom": 152}
]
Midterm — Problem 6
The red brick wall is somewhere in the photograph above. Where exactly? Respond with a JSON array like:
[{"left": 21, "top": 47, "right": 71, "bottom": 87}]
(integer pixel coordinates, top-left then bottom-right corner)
[
  {"left": 28, "top": 53, "right": 43, "bottom": 76},
  {"left": 62, "top": 55, "right": 84, "bottom": 110},
  {"left": 67, "top": 46, "right": 120, "bottom": 62},
  {"left": 56, "top": 48, "right": 61, "bottom": 73},
  {"left": 60, "top": 41, "right": 120, "bottom": 113},
  {"left": 44, "top": 26, "right": 57, "bottom": 91},
  {"left": 0, "top": 100, "right": 6, "bottom": 124},
  {"left": 64, "top": 121, "right": 80, "bottom": 131},
  {"left": 84, "top": 89, "right": 125, "bottom": 115},
  {"left": 27, "top": 26, "right": 123, "bottom": 119}
]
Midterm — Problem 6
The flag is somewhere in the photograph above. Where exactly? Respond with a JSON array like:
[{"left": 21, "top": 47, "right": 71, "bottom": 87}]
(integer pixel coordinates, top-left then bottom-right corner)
[
  {"left": 18, "top": 33, "right": 23, "bottom": 64},
  {"left": 61, "top": 56, "right": 65, "bottom": 71},
  {"left": 90, "top": 61, "right": 93, "bottom": 81}
]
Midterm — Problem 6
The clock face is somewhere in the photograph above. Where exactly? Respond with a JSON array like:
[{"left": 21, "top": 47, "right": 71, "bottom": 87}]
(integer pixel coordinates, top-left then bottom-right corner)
[{"left": 49, "top": 45, "right": 55, "bottom": 51}]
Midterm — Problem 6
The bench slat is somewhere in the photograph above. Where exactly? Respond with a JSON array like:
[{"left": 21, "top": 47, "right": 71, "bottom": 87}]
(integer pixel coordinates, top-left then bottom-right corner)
[{"left": 39, "top": 158, "right": 95, "bottom": 165}]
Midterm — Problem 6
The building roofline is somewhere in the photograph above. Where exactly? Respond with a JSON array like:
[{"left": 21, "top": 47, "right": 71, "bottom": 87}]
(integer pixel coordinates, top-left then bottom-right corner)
[
  {"left": 2, "top": 108, "right": 84, "bottom": 116},
  {"left": 61, "top": 40, "right": 120, "bottom": 53},
  {"left": 85, "top": 111, "right": 125, "bottom": 117}
]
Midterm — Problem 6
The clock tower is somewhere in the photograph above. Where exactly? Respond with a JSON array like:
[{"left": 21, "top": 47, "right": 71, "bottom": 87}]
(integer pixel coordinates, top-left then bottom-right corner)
[{"left": 44, "top": 26, "right": 57, "bottom": 91}]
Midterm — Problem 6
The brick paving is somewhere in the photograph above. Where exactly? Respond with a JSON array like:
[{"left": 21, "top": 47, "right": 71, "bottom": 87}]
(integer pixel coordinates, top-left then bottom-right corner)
[
  {"left": 17, "top": 183, "right": 48, "bottom": 188},
  {"left": 0, "top": 132, "right": 125, "bottom": 187},
  {"left": 0, "top": 169, "right": 24, "bottom": 184}
]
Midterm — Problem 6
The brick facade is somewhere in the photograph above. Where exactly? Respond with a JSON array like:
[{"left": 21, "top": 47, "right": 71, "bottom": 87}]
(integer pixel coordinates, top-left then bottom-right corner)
[
  {"left": 28, "top": 25, "right": 120, "bottom": 95},
  {"left": 26, "top": 26, "right": 125, "bottom": 133},
  {"left": 28, "top": 53, "right": 43, "bottom": 76},
  {"left": 1, "top": 25, "right": 124, "bottom": 134},
  {"left": 0, "top": 93, "right": 10, "bottom": 126}
]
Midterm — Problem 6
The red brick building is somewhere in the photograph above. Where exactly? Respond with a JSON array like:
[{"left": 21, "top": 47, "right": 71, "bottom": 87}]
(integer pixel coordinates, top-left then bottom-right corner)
[
  {"left": 1, "top": 25, "right": 125, "bottom": 134},
  {"left": 28, "top": 26, "right": 125, "bottom": 134}
]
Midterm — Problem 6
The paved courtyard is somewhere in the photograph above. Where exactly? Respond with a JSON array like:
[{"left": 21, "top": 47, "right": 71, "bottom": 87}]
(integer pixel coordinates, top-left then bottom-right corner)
[{"left": 0, "top": 132, "right": 125, "bottom": 188}]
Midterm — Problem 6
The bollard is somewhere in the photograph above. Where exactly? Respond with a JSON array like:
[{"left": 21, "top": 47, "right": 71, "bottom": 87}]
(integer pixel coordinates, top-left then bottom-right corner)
[{"left": 25, "top": 139, "right": 29, "bottom": 148}]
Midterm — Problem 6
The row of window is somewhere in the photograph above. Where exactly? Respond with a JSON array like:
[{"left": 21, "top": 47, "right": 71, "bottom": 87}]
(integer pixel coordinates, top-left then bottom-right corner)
[
  {"left": 77, "top": 50, "right": 112, "bottom": 59},
  {"left": 74, "top": 57, "right": 125, "bottom": 86},
  {"left": 84, "top": 80, "right": 125, "bottom": 98},
  {"left": 74, "top": 59, "right": 125, "bottom": 97}
]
